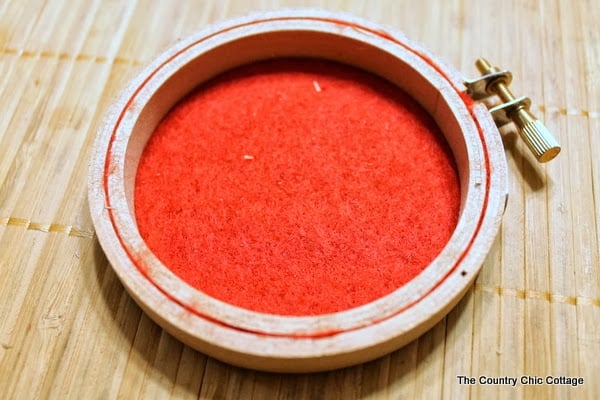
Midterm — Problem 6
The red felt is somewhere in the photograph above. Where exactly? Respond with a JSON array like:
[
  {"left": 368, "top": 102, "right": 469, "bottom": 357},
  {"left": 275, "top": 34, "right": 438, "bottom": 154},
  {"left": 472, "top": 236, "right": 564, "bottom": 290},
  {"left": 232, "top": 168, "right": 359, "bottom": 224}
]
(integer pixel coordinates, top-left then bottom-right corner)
[{"left": 134, "top": 59, "right": 460, "bottom": 316}]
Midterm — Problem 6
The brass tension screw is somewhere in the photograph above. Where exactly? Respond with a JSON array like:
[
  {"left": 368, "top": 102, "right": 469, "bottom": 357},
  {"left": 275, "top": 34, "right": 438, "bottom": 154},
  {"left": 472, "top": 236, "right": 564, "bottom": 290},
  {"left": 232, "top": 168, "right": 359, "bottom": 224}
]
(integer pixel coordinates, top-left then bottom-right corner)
[{"left": 474, "top": 58, "right": 561, "bottom": 162}]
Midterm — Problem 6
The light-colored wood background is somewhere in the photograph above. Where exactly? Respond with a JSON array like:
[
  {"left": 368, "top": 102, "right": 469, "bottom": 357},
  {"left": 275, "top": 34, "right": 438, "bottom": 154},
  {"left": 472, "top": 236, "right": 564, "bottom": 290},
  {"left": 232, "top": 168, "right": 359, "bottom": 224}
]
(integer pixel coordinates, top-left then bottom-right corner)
[{"left": 0, "top": 0, "right": 597, "bottom": 399}]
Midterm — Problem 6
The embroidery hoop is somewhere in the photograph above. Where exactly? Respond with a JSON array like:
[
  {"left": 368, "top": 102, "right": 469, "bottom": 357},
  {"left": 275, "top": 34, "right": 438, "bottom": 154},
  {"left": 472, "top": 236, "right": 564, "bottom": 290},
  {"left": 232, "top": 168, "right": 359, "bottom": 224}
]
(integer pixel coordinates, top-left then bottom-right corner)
[{"left": 88, "top": 10, "right": 509, "bottom": 372}]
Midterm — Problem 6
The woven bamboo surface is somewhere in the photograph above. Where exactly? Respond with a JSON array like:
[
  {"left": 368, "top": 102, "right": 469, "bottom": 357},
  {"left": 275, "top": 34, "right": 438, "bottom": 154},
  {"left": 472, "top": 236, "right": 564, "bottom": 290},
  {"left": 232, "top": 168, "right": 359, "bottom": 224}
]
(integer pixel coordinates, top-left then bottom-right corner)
[{"left": 0, "top": 1, "right": 598, "bottom": 399}]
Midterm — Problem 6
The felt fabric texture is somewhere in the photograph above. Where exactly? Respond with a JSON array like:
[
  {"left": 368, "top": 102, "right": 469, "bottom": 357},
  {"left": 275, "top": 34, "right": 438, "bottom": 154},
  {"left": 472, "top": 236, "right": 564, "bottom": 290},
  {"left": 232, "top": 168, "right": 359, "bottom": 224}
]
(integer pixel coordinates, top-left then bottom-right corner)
[{"left": 134, "top": 58, "right": 460, "bottom": 316}]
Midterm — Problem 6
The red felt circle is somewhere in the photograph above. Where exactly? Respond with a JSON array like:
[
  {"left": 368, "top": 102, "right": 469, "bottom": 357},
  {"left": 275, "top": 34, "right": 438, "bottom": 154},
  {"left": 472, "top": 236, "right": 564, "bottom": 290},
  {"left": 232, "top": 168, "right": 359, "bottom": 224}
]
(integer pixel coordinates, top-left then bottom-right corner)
[{"left": 134, "top": 58, "right": 460, "bottom": 316}]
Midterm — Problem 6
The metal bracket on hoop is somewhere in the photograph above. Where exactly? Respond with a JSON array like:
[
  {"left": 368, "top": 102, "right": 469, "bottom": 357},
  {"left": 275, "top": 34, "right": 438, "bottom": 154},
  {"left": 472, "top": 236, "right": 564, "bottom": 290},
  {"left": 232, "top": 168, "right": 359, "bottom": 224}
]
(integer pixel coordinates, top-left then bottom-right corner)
[{"left": 464, "top": 58, "right": 560, "bottom": 163}]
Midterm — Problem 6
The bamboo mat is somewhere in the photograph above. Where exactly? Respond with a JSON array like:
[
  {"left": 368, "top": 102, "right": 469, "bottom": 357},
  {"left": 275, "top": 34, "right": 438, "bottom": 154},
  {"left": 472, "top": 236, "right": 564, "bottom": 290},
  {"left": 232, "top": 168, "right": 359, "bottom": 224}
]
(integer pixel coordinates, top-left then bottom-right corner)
[{"left": 0, "top": 0, "right": 598, "bottom": 399}]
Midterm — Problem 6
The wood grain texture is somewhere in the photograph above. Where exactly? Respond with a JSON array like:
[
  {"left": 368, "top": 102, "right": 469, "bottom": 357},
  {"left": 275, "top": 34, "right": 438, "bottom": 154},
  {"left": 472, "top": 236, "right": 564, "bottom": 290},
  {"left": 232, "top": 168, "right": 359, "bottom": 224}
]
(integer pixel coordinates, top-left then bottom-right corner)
[{"left": 0, "top": 0, "right": 597, "bottom": 398}]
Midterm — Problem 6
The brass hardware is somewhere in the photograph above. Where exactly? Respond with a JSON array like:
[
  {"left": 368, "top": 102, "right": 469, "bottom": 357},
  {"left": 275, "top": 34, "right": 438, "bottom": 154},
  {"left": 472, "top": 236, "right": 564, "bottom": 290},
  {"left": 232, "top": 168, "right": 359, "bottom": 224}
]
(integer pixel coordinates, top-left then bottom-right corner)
[{"left": 465, "top": 58, "right": 560, "bottom": 162}]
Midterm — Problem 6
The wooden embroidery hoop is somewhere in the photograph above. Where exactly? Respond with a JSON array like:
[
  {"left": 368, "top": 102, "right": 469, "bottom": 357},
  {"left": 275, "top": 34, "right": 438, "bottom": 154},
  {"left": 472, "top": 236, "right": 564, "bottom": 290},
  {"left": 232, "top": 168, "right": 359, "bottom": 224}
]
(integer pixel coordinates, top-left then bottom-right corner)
[{"left": 88, "top": 10, "right": 508, "bottom": 372}]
